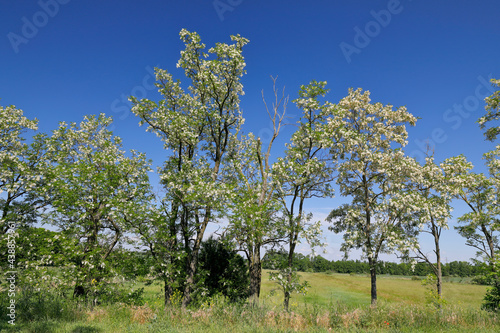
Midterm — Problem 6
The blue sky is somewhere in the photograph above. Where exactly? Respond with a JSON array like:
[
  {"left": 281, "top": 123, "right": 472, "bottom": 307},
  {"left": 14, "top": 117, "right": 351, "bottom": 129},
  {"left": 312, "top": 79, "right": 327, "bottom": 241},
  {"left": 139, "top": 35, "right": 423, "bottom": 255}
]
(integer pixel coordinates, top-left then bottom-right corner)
[{"left": 1, "top": 0, "right": 499, "bottom": 262}]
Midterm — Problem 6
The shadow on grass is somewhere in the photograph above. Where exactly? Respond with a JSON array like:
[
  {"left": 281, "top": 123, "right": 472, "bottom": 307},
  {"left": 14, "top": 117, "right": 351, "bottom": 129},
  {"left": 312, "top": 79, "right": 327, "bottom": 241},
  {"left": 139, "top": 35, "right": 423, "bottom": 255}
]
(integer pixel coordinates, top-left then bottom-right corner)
[
  {"left": 71, "top": 325, "right": 102, "bottom": 333},
  {"left": 0, "top": 321, "right": 57, "bottom": 333},
  {"left": 0, "top": 321, "right": 102, "bottom": 333}
]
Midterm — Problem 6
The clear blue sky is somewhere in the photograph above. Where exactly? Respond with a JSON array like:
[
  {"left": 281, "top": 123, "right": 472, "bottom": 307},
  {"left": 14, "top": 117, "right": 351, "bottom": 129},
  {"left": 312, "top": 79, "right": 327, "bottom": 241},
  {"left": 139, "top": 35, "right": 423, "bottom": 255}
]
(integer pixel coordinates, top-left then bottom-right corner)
[{"left": 1, "top": 0, "right": 499, "bottom": 262}]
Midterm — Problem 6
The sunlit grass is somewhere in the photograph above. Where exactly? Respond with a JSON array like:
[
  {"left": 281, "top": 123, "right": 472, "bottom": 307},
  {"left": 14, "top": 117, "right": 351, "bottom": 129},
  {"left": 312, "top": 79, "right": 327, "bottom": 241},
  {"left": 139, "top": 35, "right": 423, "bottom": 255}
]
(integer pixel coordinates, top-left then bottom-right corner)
[
  {"left": 2, "top": 271, "right": 496, "bottom": 332},
  {"left": 260, "top": 270, "right": 488, "bottom": 309}
]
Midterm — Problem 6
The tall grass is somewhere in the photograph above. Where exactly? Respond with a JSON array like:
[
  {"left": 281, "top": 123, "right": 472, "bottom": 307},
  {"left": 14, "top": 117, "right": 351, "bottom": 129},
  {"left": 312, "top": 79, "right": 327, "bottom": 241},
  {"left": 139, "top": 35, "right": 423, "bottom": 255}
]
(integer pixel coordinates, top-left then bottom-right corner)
[{"left": 2, "top": 272, "right": 499, "bottom": 332}]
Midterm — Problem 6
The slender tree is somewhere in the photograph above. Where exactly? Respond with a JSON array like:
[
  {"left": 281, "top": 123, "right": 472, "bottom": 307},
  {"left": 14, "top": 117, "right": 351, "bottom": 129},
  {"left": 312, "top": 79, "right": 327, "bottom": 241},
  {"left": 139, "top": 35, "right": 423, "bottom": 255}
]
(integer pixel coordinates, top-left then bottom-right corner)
[
  {"left": 406, "top": 152, "right": 453, "bottom": 304},
  {"left": 272, "top": 80, "right": 334, "bottom": 310},
  {"left": 226, "top": 77, "right": 287, "bottom": 302},
  {"left": 325, "top": 88, "right": 418, "bottom": 306}
]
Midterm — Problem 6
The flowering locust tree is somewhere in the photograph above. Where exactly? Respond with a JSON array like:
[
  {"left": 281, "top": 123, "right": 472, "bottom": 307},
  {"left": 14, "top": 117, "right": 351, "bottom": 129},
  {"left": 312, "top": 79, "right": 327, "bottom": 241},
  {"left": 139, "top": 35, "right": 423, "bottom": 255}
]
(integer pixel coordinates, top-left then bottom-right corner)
[
  {"left": 325, "top": 88, "right": 418, "bottom": 306},
  {"left": 478, "top": 78, "right": 500, "bottom": 142},
  {"left": 443, "top": 155, "right": 499, "bottom": 264},
  {"left": 130, "top": 29, "right": 248, "bottom": 306},
  {"left": 444, "top": 152, "right": 500, "bottom": 308},
  {"left": 0, "top": 105, "right": 47, "bottom": 234},
  {"left": 272, "top": 81, "right": 334, "bottom": 310},
  {"left": 477, "top": 79, "right": 500, "bottom": 309},
  {"left": 227, "top": 135, "right": 282, "bottom": 302},
  {"left": 406, "top": 152, "right": 453, "bottom": 303},
  {"left": 42, "top": 114, "right": 152, "bottom": 299},
  {"left": 226, "top": 77, "right": 286, "bottom": 302}
]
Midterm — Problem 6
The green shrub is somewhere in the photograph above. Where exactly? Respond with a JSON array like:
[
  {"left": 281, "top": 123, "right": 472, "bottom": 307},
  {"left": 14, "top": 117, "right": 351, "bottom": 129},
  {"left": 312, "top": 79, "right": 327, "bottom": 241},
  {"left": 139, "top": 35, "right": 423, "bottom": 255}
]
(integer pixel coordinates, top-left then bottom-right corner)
[
  {"left": 482, "top": 283, "right": 500, "bottom": 312},
  {"left": 195, "top": 237, "right": 250, "bottom": 303},
  {"left": 0, "top": 285, "right": 79, "bottom": 324}
]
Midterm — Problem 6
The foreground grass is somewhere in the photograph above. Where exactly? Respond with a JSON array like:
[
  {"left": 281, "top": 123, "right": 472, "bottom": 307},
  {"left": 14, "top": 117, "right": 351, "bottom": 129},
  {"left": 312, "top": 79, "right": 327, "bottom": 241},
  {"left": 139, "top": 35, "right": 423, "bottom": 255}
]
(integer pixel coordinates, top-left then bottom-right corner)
[{"left": 2, "top": 271, "right": 498, "bottom": 332}]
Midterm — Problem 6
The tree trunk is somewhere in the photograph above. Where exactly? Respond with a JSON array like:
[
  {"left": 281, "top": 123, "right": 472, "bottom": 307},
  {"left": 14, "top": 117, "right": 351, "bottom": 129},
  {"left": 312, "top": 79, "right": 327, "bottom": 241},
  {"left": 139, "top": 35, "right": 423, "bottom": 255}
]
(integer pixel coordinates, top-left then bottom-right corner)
[
  {"left": 181, "top": 209, "right": 211, "bottom": 307},
  {"left": 433, "top": 226, "right": 443, "bottom": 300},
  {"left": 248, "top": 246, "right": 262, "bottom": 303},
  {"left": 181, "top": 242, "right": 200, "bottom": 307},
  {"left": 283, "top": 290, "right": 290, "bottom": 311},
  {"left": 284, "top": 235, "right": 297, "bottom": 311},
  {"left": 164, "top": 275, "right": 173, "bottom": 306},
  {"left": 368, "top": 258, "right": 377, "bottom": 306}
]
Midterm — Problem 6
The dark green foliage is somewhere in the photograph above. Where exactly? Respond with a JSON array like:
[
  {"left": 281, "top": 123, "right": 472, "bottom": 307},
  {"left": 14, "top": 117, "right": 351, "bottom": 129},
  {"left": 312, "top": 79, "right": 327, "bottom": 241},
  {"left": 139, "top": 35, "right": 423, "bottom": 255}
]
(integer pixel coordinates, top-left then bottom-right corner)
[
  {"left": 312, "top": 255, "right": 333, "bottom": 272},
  {"left": 97, "top": 286, "right": 145, "bottom": 306},
  {"left": 262, "top": 249, "right": 288, "bottom": 270},
  {"left": 108, "top": 248, "right": 153, "bottom": 280},
  {"left": 0, "top": 227, "right": 66, "bottom": 265},
  {"left": 479, "top": 257, "right": 500, "bottom": 311},
  {"left": 471, "top": 261, "right": 498, "bottom": 285},
  {"left": 196, "top": 237, "right": 249, "bottom": 302},
  {"left": 262, "top": 249, "right": 315, "bottom": 272},
  {"left": 482, "top": 283, "right": 500, "bottom": 312}
]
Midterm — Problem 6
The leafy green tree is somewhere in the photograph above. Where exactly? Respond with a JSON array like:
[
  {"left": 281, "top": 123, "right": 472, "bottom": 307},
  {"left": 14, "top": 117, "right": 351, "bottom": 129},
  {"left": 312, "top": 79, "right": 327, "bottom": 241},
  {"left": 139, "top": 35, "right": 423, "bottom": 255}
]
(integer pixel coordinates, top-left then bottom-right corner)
[
  {"left": 444, "top": 153, "right": 499, "bottom": 306},
  {"left": 130, "top": 29, "right": 248, "bottom": 306},
  {"left": 0, "top": 105, "right": 47, "bottom": 234},
  {"left": 312, "top": 255, "right": 332, "bottom": 272},
  {"left": 262, "top": 249, "right": 287, "bottom": 269},
  {"left": 41, "top": 114, "right": 152, "bottom": 299},
  {"left": 0, "top": 227, "right": 64, "bottom": 264},
  {"left": 325, "top": 88, "right": 418, "bottom": 306},
  {"left": 268, "top": 268, "right": 309, "bottom": 306},
  {"left": 478, "top": 78, "right": 500, "bottom": 142}
]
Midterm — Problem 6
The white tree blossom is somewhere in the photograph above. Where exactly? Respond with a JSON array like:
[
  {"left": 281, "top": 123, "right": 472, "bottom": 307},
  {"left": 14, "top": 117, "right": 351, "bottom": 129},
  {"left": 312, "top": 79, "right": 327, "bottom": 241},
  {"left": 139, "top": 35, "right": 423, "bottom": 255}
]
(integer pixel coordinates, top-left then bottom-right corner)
[
  {"left": 324, "top": 87, "right": 418, "bottom": 306},
  {"left": 272, "top": 80, "right": 335, "bottom": 310},
  {"left": 478, "top": 78, "right": 500, "bottom": 141},
  {"left": 130, "top": 29, "right": 248, "bottom": 306},
  {"left": 41, "top": 113, "right": 152, "bottom": 297},
  {"left": 0, "top": 105, "right": 46, "bottom": 233}
]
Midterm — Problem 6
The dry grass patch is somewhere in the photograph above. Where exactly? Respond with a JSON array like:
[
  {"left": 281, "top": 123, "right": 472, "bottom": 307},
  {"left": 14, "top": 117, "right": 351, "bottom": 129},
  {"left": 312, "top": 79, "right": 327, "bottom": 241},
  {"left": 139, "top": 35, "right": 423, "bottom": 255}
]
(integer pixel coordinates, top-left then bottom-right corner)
[{"left": 130, "top": 305, "right": 156, "bottom": 324}]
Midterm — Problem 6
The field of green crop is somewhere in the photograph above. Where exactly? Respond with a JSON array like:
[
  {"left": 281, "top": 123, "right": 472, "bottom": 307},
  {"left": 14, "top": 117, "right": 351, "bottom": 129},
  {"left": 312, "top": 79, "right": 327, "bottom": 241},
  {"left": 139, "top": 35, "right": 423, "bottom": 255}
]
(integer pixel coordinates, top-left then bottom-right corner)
[{"left": 3, "top": 271, "right": 499, "bottom": 332}]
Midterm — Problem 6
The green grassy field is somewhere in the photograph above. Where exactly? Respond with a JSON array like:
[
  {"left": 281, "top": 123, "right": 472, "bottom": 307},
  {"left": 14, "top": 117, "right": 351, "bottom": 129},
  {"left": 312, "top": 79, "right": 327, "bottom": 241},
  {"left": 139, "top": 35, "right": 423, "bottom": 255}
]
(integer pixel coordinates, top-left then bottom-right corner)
[
  {"left": 2, "top": 271, "right": 498, "bottom": 333},
  {"left": 260, "top": 270, "right": 488, "bottom": 308}
]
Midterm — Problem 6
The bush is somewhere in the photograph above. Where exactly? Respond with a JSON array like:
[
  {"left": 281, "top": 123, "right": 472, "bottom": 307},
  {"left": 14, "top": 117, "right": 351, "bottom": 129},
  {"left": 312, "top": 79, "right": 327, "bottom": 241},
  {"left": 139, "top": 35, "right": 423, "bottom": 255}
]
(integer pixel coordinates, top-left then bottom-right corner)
[
  {"left": 195, "top": 237, "right": 250, "bottom": 303},
  {"left": 0, "top": 285, "right": 79, "bottom": 324},
  {"left": 482, "top": 283, "right": 500, "bottom": 312}
]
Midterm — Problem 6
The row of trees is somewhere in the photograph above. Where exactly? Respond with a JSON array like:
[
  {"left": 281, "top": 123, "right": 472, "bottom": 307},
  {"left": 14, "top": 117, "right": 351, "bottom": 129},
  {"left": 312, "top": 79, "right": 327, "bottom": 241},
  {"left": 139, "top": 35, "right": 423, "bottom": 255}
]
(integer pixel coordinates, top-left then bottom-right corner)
[
  {"left": 1, "top": 29, "right": 499, "bottom": 310},
  {"left": 262, "top": 250, "right": 484, "bottom": 278}
]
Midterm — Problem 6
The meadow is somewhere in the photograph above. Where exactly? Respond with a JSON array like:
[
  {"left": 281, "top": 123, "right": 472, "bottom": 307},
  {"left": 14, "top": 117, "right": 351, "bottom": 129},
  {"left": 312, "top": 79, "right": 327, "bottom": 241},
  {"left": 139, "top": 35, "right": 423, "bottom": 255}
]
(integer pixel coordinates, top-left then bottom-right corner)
[{"left": 2, "top": 271, "right": 499, "bottom": 333}]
